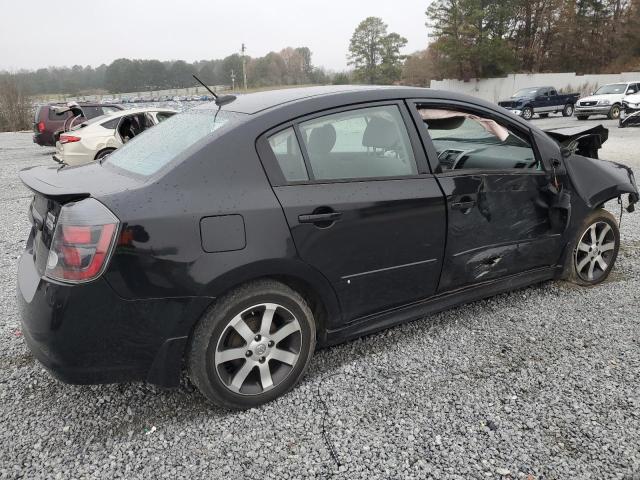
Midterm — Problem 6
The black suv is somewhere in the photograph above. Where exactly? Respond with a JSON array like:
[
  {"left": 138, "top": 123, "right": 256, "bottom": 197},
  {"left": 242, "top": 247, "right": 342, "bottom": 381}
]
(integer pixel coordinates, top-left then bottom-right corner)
[{"left": 17, "top": 86, "right": 638, "bottom": 409}]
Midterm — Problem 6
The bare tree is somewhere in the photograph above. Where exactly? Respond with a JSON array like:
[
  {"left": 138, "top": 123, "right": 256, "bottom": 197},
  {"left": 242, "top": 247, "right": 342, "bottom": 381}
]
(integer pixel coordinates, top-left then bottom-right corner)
[{"left": 0, "top": 74, "right": 31, "bottom": 132}]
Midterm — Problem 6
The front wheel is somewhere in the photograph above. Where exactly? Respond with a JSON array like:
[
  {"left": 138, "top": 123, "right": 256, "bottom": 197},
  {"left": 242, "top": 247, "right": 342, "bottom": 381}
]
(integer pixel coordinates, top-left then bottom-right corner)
[
  {"left": 608, "top": 105, "right": 621, "bottom": 120},
  {"left": 567, "top": 209, "right": 620, "bottom": 286},
  {"left": 522, "top": 107, "right": 534, "bottom": 120},
  {"left": 187, "top": 280, "right": 316, "bottom": 409},
  {"left": 562, "top": 104, "right": 574, "bottom": 117}
]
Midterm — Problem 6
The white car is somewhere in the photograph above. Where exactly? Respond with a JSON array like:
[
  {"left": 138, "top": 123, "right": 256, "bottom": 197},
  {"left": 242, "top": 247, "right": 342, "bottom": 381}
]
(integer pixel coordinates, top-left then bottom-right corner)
[
  {"left": 54, "top": 107, "right": 177, "bottom": 166},
  {"left": 575, "top": 81, "right": 640, "bottom": 120}
]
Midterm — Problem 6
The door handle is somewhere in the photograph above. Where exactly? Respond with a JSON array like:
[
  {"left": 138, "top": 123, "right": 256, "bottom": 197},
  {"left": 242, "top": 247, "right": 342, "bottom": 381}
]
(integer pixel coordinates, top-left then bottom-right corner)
[
  {"left": 451, "top": 200, "right": 476, "bottom": 211},
  {"left": 298, "top": 212, "right": 342, "bottom": 224}
]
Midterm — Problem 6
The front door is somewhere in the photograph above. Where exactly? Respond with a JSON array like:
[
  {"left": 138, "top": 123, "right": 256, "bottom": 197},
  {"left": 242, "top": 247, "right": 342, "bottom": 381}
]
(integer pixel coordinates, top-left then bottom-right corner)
[
  {"left": 410, "top": 102, "right": 564, "bottom": 292},
  {"left": 260, "top": 103, "right": 447, "bottom": 321}
]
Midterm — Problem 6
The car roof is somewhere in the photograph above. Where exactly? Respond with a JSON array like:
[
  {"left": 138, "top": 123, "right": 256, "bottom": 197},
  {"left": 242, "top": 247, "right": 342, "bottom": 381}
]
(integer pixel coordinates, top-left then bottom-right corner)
[{"left": 196, "top": 85, "right": 408, "bottom": 115}]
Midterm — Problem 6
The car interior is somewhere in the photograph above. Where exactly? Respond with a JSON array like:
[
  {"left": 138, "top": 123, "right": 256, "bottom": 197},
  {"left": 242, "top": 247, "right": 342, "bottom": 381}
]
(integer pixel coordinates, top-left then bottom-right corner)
[
  {"left": 298, "top": 106, "right": 417, "bottom": 180},
  {"left": 418, "top": 108, "right": 540, "bottom": 170},
  {"left": 118, "top": 113, "right": 155, "bottom": 143}
]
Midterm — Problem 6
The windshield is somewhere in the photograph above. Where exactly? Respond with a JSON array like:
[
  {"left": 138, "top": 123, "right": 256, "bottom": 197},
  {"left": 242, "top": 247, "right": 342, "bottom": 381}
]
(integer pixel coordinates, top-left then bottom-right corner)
[
  {"left": 594, "top": 83, "right": 627, "bottom": 95},
  {"left": 512, "top": 88, "right": 539, "bottom": 98},
  {"left": 105, "top": 110, "right": 246, "bottom": 176}
]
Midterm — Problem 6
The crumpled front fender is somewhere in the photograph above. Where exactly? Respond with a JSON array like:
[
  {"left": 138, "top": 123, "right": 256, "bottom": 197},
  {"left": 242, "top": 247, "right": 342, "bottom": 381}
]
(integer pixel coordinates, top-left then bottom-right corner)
[{"left": 564, "top": 154, "right": 639, "bottom": 209}]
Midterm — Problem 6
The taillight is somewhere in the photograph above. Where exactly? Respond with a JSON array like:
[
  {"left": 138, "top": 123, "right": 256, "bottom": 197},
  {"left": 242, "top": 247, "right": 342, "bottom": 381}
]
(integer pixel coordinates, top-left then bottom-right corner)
[
  {"left": 37, "top": 121, "right": 45, "bottom": 133},
  {"left": 60, "top": 135, "right": 81, "bottom": 144},
  {"left": 46, "top": 198, "right": 119, "bottom": 283}
]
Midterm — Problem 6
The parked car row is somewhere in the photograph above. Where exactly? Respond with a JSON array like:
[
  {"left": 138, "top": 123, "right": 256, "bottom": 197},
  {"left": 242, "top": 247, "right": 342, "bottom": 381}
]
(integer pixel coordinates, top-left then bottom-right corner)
[
  {"left": 498, "top": 81, "right": 640, "bottom": 126},
  {"left": 118, "top": 94, "right": 214, "bottom": 103}
]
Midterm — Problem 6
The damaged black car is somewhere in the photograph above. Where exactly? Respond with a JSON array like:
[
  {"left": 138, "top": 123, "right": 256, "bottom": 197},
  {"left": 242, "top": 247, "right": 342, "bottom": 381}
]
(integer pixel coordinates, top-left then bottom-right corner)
[{"left": 17, "top": 86, "right": 639, "bottom": 409}]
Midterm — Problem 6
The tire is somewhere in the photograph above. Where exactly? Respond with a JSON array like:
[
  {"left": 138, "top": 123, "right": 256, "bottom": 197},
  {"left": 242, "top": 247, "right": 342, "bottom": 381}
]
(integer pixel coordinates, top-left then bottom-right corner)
[
  {"left": 187, "top": 279, "right": 316, "bottom": 409},
  {"left": 539, "top": 113, "right": 549, "bottom": 118},
  {"left": 608, "top": 104, "right": 621, "bottom": 120},
  {"left": 566, "top": 209, "right": 620, "bottom": 286},
  {"left": 95, "top": 148, "right": 115, "bottom": 160},
  {"left": 522, "top": 107, "right": 534, "bottom": 120},
  {"left": 562, "top": 104, "right": 574, "bottom": 117},
  {"left": 576, "top": 115, "right": 589, "bottom": 120}
]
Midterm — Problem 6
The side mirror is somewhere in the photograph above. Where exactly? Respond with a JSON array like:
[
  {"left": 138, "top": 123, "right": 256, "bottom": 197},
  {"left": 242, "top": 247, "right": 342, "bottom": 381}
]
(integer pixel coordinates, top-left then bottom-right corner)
[{"left": 628, "top": 89, "right": 636, "bottom": 95}]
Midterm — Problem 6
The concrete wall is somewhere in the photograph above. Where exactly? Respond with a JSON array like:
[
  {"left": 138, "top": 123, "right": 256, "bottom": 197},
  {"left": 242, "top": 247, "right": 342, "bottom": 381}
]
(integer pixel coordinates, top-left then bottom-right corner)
[{"left": 430, "top": 72, "right": 640, "bottom": 102}]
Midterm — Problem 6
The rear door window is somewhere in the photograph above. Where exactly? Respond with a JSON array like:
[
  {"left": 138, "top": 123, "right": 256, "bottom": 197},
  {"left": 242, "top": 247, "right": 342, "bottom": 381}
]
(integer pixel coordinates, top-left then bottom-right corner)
[
  {"left": 268, "top": 127, "right": 308, "bottom": 182},
  {"left": 297, "top": 105, "right": 417, "bottom": 181}
]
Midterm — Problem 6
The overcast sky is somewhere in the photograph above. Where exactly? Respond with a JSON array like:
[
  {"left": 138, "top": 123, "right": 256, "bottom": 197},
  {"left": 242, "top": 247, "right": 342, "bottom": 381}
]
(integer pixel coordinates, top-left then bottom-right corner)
[{"left": 0, "top": 0, "right": 431, "bottom": 72}]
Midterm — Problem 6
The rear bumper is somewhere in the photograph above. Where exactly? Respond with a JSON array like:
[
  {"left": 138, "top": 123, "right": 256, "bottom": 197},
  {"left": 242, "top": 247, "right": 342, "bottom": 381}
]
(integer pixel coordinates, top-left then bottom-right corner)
[
  {"left": 16, "top": 251, "right": 196, "bottom": 387},
  {"left": 33, "top": 133, "right": 52, "bottom": 147}
]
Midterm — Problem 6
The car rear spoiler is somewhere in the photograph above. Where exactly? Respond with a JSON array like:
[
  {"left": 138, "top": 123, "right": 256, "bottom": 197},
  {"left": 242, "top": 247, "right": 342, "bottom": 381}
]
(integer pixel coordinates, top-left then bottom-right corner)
[
  {"left": 19, "top": 166, "right": 90, "bottom": 202},
  {"left": 543, "top": 124, "right": 608, "bottom": 159}
]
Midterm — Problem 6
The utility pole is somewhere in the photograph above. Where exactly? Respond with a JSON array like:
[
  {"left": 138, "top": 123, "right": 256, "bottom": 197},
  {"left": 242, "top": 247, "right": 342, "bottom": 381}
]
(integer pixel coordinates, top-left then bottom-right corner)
[
  {"left": 230, "top": 69, "right": 236, "bottom": 90},
  {"left": 241, "top": 43, "right": 248, "bottom": 91}
]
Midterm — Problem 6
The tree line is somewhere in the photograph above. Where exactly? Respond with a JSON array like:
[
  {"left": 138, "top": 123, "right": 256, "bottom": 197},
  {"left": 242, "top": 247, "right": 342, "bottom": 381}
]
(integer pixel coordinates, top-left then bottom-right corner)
[
  {"left": 422, "top": 0, "right": 640, "bottom": 81},
  {"left": 0, "top": 47, "right": 329, "bottom": 96}
]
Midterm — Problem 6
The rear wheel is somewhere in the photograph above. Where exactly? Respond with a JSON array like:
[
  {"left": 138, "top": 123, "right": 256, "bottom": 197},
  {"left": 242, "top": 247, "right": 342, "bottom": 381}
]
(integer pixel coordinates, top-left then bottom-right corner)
[
  {"left": 608, "top": 104, "right": 621, "bottom": 120},
  {"left": 562, "top": 104, "right": 574, "bottom": 117},
  {"left": 522, "top": 107, "right": 534, "bottom": 120},
  {"left": 567, "top": 209, "right": 620, "bottom": 286},
  {"left": 187, "top": 280, "right": 316, "bottom": 409},
  {"left": 94, "top": 148, "right": 115, "bottom": 160}
]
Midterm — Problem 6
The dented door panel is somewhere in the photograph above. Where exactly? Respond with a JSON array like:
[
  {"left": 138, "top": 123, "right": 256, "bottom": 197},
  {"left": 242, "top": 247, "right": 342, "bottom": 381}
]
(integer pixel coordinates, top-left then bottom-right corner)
[{"left": 437, "top": 172, "right": 564, "bottom": 292}]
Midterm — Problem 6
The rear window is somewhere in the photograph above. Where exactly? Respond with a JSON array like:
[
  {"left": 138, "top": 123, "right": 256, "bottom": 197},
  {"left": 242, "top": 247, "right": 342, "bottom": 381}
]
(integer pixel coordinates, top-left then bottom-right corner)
[
  {"left": 105, "top": 110, "right": 245, "bottom": 176},
  {"left": 48, "top": 108, "right": 72, "bottom": 121}
]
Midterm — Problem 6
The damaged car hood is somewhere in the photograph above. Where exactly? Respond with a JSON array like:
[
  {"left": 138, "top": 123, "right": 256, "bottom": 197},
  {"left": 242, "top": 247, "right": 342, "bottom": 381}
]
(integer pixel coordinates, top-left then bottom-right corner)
[{"left": 544, "top": 124, "right": 608, "bottom": 159}]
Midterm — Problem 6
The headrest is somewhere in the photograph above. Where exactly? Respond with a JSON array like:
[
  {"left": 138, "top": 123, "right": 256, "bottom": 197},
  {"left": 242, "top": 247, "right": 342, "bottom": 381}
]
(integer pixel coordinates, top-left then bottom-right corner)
[
  {"left": 307, "top": 124, "right": 336, "bottom": 156},
  {"left": 362, "top": 116, "right": 399, "bottom": 149}
]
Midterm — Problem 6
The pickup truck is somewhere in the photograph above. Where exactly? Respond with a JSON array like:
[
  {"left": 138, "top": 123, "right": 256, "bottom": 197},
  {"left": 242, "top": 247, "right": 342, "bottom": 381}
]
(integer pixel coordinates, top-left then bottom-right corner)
[{"left": 498, "top": 87, "right": 580, "bottom": 120}]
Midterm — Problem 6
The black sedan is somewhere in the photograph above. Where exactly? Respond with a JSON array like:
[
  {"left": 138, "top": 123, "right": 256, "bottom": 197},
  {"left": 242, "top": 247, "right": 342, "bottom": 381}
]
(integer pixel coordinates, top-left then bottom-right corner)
[{"left": 17, "top": 86, "right": 639, "bottom": 409}]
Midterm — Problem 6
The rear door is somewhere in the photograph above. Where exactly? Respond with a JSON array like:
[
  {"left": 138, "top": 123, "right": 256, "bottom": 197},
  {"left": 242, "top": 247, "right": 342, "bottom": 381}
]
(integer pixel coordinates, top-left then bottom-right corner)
[
  {"left": 258, "top": 102, "right": 447, "bottom": 322},
  {"left": 408, "top": 100, "right": 564, "bottom": 292}
]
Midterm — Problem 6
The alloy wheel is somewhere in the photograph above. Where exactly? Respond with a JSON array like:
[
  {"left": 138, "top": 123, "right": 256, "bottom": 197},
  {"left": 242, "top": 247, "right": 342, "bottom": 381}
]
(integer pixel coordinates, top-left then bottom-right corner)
[
  {"left": 574, "top": 221, "right": 616, "bottom": 282},
  {"left": 214, "top": 303, "right": 302, "bottom": 395},
  {"left": 610, "top": 105, "right": 621, "bottom": 119}
]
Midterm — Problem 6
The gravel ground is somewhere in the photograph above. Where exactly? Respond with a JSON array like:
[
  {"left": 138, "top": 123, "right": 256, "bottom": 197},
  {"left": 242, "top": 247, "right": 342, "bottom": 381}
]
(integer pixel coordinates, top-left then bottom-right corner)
[{"left": 0, "top": 115, "right": 639, "bottom": 480}]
